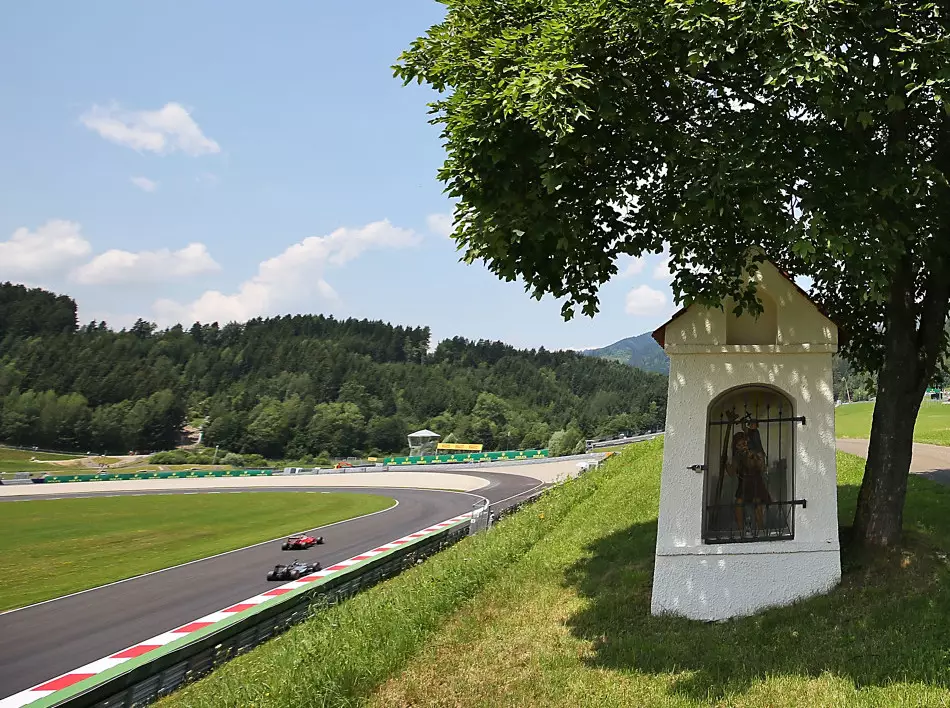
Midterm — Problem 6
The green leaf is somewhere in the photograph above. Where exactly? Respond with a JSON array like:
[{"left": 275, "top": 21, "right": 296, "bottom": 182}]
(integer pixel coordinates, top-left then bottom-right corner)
[{"left": 886, "top": 94, "right": 906, "bottom": 111}]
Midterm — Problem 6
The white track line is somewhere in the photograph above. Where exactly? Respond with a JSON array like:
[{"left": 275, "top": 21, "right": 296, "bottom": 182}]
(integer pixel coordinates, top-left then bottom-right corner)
[{"left": 489, "top": 481, "right": 546, "bottom": 508}]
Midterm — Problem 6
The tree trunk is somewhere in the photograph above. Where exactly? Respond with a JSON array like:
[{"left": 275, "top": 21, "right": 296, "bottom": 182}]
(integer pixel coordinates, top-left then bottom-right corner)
[
  {"left": 852, "top": 257, "right": 950, "bottom": 548},
  {"left": 852, "top": 363, "right": 922, "bottom": 548}
]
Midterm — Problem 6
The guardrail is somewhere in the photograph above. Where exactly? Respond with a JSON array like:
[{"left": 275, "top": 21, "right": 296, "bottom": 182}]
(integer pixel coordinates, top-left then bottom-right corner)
[
  {"left": 13, "top": 489, "right": 550, "bottom": 708},
  {"left": 585, "top": 431, "right": 663, "bottom": 450}
]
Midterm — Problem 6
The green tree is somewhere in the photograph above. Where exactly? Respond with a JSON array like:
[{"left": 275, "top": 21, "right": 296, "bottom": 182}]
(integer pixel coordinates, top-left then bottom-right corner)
[
  {"left": 204, "top": 412, "right": 247, "bottom": 453},
  {"left": 52, "top": 393, "right": 91, "bottom": 450},
  {"left": 397, "top": 0, "right": 950, "bottom": 548},
  {"left": 548, "top": 427, "right": 584, "bottom": 457},
  {"left": 244, "top": 398, "right": 292, "bottom": 459},
  {"left": 127, "top": 389, "right": 185, "bottom": 452},
  {"left": 0, "top": 282, "right": 77, "bottom": 338},
  {"left": 307, "top": 402, "right": 366, "bottom": 457},
  {"left": 90, "top": 401, "right": 133, "bottom": 453},
  {"left": 833, "top": 355, "right": 877, "bottom": 404},
  {"left": 472, "top": 392, "right": 512, "bottom": 429},
  {"left": 1, "top": 390, "right": 36, "bottom": 445},
  {"left": 366, "top": 415, "right": 408, "bottom": 455},
  {"left": 467, "top": 415, "right": 497, "bottom": 450},
  {"left": 520, "top": 422, "right": 551, "bottom": 451}
]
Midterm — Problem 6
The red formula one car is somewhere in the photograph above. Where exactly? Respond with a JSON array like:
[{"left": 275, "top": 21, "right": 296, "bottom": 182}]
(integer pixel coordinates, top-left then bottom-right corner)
[{"left": 281, "top": 534, "right": 324, "bottom": 551}]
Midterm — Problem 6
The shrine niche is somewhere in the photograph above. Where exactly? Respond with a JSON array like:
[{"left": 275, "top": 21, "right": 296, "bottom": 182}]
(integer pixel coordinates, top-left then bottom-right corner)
[
  {"left": 703, "top": 385, "right": 801, "bottom": 543},
  {"left": 650, "top": 259, "right": 841, "bottom": 621}
]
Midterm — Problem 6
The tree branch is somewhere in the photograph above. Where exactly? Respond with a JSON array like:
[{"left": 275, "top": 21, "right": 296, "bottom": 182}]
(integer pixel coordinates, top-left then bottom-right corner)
[{"left": 691, "top": 68, "right": 766, "bottom": 110}]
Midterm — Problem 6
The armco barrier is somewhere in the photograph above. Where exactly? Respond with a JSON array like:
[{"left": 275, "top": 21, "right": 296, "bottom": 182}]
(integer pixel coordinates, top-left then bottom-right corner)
[
  {"left": 31, "top": 469, "right": 276, "bottom": 484},
  {"left": 7, "top": 515, "right": 476, "bottom": 708},
  {"left": 383, "top": 449, "right": 549, "bottom": 466},
  {"left": 585, "top": 431, "right": 663, "bottom": 450}
]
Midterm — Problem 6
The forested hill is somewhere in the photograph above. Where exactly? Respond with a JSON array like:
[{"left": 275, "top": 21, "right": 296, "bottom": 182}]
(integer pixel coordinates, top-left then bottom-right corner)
[
  {"left": 0, "top": 283, "right": 668, "bottom": 459},
  {"left": 582, "top": 332, "right": 669, "bottom": 374}
]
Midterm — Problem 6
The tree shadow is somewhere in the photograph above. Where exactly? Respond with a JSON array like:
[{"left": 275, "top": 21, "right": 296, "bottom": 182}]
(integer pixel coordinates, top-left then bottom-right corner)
[{"left": 563, "top": 482, "right": 950, "bottom": 701}]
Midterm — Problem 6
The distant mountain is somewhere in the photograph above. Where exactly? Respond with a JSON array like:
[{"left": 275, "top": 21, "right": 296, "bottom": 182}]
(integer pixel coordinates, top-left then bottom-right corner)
[{"left": 583, "top": 332, "right": 669, "bottom": 374}]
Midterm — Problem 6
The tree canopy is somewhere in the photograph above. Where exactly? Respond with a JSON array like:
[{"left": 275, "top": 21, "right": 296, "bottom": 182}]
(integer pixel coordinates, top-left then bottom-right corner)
[
  {"left": 397, "top": 0, "right": 950, "bottom": 546},
  {"left": 0, "top": 284, "right": 667, "bottom": 459}
]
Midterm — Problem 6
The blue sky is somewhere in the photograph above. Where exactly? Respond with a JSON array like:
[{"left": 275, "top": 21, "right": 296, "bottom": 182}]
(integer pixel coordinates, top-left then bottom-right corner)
[{"left": 0, "top": 1, "right": 678, "bottom": 351}]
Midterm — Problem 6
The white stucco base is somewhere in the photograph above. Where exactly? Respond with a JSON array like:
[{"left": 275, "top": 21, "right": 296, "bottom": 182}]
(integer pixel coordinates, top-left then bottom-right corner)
[{"left": 651, "top": 547, "right": 841, "bottom": 621}]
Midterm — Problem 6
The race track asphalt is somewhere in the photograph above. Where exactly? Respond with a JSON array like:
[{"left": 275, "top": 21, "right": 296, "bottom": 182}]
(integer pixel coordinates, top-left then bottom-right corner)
[
  {"left": 836, "top": 438, "right": 950, "bottom": 486},
  {"left": 0, "top": 470, "right": 543, "bottom": 698}
]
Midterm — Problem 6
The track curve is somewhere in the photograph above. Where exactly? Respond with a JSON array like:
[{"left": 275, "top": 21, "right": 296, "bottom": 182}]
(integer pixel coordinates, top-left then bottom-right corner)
[{"left": 0, "top": 470, "right": 543, "bottom": 697}]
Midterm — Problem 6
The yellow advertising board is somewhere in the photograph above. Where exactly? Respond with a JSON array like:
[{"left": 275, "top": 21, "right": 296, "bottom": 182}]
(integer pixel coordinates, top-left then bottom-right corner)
[{"left": 436, "top": 442, "right": 484, "bottom": 452}]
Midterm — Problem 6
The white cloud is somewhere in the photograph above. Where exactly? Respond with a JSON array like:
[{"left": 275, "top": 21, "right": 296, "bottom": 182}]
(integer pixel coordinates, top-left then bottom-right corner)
[
  {"left": 130, "top": 176, "right": 158, "bottom": 192},
  {"left": 81, "top": 102, "right": 220, "bottom": 156},
  {"left": 0, "top": 220, "right": 92, "bottom": 277},
  {"left": 652, "top": 255, "right": 673, "bottom": 282},
  {"left": 153, "top": 220, "right": 420, "bottom": 325},
  {"left": 72, "top": 243, "right": 220, "bottom": 286},
  {"left": 426, "top": 213, "right": 454, "bottom": 238},
  {"left": 617, "top": 255, "right": 645, "bottom": 278},
  {"left": 625, "top": 284, "right": 668, "bottom": 316}
]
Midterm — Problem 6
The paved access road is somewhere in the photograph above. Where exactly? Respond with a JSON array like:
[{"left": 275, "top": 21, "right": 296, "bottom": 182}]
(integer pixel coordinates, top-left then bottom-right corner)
[
  {"left": 0, "top": 470, "right": 543, "bottom": 698},
  {"left": 836, "top": 438, "right": 950, "bottom": 485}
]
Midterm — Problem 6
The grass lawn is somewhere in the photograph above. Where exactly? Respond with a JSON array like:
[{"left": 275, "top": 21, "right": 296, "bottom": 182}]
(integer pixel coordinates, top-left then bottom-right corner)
[
  {"left": 0, "top": 492, "right": 395, "bottom": 611},
  {"left": 836, "top": 400, "right": 950, "bottom": 446},
  {"left": 595, "top": 444, "right": 634, "bottom": 453},
  {"left": 596, "top": 441, "right": 663, "bottom": 453},
  {"left": 163, "top": 439, "right": 950, "bottom": 708},
  {"left": 52, "top": 455, "right": 123, "bottom": 468},
  {"left": 99, "top": 463, "right": 231, "bottom": 471},
  {"left": 0, "top": 447, "right": 84, "bottom": 474},
  {"left": 0, "top": 447, "right": 82, "bottom": 461}
]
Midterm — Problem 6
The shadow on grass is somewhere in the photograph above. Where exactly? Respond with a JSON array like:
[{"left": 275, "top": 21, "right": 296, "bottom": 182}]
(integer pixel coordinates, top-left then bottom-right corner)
[{"left": 564, "top": 481, "right": 950, "bottom": 701}]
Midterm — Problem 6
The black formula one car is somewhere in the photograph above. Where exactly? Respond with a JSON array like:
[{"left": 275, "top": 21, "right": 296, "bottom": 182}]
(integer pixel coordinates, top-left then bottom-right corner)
[
  {"left": 266, "top": 559, "right": 322, "bottom": 581},
  {"left": 281, "top": 534, "right": 324, "bottom": 550}
]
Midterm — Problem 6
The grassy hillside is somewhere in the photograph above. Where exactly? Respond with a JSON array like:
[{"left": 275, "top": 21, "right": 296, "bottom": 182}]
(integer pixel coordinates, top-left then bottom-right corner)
[
  {"left": 162, "top": 440, "right": 950, "bottom": 708},
  {"left": 836, "top": 400, "right": 950, "bottom": 446}
]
